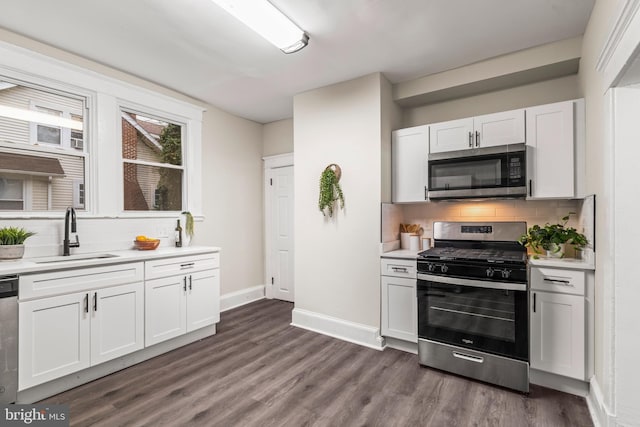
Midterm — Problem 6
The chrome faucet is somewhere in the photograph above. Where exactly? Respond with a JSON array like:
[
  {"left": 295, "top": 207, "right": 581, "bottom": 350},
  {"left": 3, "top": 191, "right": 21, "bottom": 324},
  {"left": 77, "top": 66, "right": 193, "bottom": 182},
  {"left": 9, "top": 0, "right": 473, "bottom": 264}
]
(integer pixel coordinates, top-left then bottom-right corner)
[{"left": 63, "top": 207, "right": 80, "bottom": 256}]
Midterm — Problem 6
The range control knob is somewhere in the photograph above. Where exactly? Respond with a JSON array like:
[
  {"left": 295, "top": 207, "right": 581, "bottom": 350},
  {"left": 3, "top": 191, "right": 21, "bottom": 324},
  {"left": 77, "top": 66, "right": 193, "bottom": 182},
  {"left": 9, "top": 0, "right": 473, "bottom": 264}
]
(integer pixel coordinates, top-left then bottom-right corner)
[
  {"left": 440, "top": 264, "right": 449, "bottom": 273},
  {"left": 428, "top": 263, "right": 436, "bottom": 272},
  {"left": 486, "top": 268, "right": 494, "bottom": 278},
  {"left": 501, "top": 269, "right": 511, "bottom": 279}
]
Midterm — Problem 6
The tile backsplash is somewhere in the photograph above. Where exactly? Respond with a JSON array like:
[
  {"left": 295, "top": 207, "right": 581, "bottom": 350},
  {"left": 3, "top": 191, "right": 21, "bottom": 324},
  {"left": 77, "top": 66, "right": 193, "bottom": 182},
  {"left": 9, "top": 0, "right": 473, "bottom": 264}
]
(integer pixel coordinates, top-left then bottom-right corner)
[{"left": 383, "top": 199, "right": 589, "bottom": 254}]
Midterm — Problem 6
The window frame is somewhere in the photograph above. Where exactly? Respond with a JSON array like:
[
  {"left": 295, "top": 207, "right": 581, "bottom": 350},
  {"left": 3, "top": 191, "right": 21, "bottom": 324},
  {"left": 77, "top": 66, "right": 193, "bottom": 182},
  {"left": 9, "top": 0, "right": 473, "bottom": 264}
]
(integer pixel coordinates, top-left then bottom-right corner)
[
  {"left": 0, "top": 42, "right": 204, "bottom": 220},
  {"left": 117, "top": 103, "right": 190, "bottom": 216}
]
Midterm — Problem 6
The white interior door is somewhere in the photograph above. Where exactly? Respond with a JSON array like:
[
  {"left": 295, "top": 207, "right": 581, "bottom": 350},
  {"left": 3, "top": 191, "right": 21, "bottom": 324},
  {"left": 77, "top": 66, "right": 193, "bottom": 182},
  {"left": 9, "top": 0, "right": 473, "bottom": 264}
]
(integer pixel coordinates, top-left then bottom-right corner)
[{"left": 268, "top": 165, "right": 294, "bottom": 302}]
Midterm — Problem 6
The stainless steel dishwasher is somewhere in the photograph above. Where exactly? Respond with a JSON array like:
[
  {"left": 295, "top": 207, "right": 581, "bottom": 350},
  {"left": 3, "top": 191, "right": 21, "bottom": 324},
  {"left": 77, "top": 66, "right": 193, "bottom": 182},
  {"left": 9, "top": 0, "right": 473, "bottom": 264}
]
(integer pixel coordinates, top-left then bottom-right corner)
[{"left": 0, "top": 275, "right": 18, "bottom": 404}]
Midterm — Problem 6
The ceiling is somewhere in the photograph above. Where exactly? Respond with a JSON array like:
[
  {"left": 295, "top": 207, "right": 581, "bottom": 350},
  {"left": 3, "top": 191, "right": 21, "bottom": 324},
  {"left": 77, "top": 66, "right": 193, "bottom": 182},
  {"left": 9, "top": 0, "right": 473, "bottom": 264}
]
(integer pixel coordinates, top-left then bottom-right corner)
[{"left": 0, "top": 0, "right": 595, "bottom": 124}]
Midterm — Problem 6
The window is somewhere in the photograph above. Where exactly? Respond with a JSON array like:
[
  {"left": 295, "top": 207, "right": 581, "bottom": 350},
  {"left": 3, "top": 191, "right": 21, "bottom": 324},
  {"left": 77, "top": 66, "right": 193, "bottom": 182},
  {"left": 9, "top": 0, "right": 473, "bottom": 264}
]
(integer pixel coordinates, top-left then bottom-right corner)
[
  {"left": 0, "top": 78, "right": 87, "bottom": 212},
  {"left": 121, "top": 111, "right": 183, "bottom": 211},
  {"left": 0, "top": 177, "right": 25, "bottom": 210}
]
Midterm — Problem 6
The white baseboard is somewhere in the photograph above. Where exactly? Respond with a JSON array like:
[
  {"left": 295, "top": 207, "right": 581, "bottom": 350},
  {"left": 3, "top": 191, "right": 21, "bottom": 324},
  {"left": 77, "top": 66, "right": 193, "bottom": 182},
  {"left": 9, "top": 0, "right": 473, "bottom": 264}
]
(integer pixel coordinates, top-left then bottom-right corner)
[
  {"left": 587, "top": 376, "right": 616, "bottom": 427},
  {"left": 220, "top": 285, "right": 265, "bottom": 312},
  {"left": 291, "top": 308, "right": 384, "bottom": 351}
]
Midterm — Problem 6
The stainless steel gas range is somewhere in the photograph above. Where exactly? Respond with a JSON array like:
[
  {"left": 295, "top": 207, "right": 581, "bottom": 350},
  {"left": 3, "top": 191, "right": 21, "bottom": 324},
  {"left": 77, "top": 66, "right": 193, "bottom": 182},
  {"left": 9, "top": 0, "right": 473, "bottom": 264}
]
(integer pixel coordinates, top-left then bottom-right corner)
[{"left": 417, "top": 221, "right": 529, "bottom": 393}]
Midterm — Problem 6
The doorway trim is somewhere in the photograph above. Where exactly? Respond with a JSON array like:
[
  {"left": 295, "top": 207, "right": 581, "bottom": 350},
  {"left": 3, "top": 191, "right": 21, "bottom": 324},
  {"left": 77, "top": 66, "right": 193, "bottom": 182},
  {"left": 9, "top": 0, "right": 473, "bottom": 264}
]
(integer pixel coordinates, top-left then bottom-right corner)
[{"left": 263, "top": 152, "right": 294, "bottom": 300}]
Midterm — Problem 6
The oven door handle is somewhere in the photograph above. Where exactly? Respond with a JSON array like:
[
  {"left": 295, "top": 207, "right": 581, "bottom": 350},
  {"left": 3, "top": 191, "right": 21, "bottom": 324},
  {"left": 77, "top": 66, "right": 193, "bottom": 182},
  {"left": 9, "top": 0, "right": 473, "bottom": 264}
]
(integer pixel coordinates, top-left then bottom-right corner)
[{"left": 417, "top": 273, "right": 527, "bottom": 292}]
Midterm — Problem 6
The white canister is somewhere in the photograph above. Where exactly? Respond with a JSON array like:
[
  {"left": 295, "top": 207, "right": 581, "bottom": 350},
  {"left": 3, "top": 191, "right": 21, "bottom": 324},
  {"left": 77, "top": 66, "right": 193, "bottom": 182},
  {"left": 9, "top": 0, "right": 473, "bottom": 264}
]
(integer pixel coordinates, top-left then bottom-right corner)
[
  {"left": 409, "top": 235, "right": 420, "bottom": 251},
  {"left": 421, "top": 237, "right": 431, "bottom": 250},
  {"left": 400, "top": 233, "right": 411, "bottom": 249}
]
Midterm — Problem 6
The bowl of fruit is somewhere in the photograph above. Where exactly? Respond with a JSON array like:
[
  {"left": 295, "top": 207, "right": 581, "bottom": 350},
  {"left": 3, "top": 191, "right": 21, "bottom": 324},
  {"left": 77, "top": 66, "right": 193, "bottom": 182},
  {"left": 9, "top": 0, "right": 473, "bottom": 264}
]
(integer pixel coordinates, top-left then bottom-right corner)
[{"left": 133, "top": 235, "right": 160, "bottom": 250}]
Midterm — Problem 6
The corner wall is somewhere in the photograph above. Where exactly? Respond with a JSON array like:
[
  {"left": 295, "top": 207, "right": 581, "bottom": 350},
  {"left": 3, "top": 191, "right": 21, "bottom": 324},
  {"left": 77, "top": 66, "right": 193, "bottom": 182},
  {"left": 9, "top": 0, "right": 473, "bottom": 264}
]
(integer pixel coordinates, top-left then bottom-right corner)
[
  {"left": 578, "top": 0, "right": 619, "bottom": 422},
  {"left": 292, "top": 73, "right": 384, "bottom": 340}
]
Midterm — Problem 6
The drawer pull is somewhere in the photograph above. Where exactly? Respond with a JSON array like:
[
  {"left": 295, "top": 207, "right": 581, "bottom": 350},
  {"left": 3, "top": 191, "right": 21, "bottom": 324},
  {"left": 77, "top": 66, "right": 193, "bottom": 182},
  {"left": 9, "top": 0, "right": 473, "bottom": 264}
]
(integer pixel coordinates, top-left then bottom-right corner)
[
  {"left": 452, "top": 351, "right": 484, "bottom": 364},
  {"left": 180, "top": 263, "right": 195, "bottom": 269},
  {"left": 391, "top": 267, "right": 408, "bottom": 273},
  {"left": 543, "top": 278, "right": 572, "bottom": 285}
]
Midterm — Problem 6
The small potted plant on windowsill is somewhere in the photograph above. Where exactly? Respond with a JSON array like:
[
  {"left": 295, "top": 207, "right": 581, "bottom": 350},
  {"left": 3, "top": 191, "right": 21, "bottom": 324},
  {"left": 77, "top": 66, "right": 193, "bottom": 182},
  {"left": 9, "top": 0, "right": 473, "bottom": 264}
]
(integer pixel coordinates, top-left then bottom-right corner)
[
  {"left": 0, "top": 227, "right": 36, "bottom": 260},
  {"left": 518, "top": 213, "right": 588, "bottom": 258}
]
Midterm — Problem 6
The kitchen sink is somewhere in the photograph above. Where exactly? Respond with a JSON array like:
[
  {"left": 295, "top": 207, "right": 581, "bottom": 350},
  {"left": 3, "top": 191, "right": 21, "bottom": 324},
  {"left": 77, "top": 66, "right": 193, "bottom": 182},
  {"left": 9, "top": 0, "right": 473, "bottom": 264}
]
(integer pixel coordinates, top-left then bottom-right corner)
[{"left": 33, "top": 253, "right": 120, "bottom": 264}]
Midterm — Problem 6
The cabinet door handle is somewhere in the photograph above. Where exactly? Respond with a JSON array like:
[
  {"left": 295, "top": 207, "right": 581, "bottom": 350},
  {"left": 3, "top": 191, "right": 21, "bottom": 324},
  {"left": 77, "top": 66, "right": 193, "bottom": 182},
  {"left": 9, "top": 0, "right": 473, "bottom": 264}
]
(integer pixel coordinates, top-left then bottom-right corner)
[
  {"left": 528, "top": 179, "right": 532, "bottom": 197},
  {"left": 543, "top": 278, "right": 572, "bottom": 285},
  {"left": 424, "top": 185, "right": 427, "bottom": 200},
  {"left": 468, "top": 131, "right": 473, "bottom": 147},
  {"left": 475, "top": 131, "right": 480, "bottom": 147},
  {"left": 93, "top": 292, "right": 98, "bottom": 312},
  {"left": 84, "top": 293, "right": 89, "bottom": 313},
  {"left": 533, "top": 292, "right": 536, "bottom": 313},
  {"left": 189, "top": 275, "right": 192, "bottom": 290},
  {"left": 183, "top": 276, "right": 187, "bottom": 292}
]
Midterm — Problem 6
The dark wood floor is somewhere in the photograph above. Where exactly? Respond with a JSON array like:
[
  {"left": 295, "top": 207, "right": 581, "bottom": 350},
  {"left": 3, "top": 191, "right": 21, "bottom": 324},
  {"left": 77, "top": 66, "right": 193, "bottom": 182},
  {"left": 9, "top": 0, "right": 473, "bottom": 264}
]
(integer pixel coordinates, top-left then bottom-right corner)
[{"left": 42, "top": 299, "right": 593, "bottom": 426}]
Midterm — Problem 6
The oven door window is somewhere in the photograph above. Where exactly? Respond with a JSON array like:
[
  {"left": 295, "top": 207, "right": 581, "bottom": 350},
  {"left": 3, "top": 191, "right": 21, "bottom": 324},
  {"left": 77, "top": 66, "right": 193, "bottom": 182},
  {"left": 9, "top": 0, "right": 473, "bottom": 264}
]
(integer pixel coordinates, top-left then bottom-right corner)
[{"left": 418, "top": 280, "right": 528, "bottom": 361}]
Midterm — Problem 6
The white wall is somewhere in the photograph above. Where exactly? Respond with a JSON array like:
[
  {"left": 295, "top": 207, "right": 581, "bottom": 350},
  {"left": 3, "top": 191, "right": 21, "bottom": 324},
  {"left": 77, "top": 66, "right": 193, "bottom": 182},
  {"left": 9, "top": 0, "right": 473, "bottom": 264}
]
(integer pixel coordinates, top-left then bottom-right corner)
[
  {"left": 200, "top": 107, "right": 263, "bottom": 294},
  {"left": 263, "top": 118, "right": 293, "bottom": 157},
  {"left": 403, "top": 75, "right": 581, "bottom": 128},
  {"left": 611, "top": 86, "right": 640, "bottom": 425},
  {"left": 578, "top": 0, "right": 619, "bottom": 420},
  {"left": 293, "top": 73, "right": 383, "bottom": 328}
]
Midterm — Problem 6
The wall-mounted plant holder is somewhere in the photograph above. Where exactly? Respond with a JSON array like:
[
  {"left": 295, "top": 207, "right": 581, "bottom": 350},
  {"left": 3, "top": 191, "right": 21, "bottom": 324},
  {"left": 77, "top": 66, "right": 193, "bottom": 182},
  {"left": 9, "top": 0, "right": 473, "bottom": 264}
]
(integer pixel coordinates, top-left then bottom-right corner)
[{"left": 319, "top": 163, "right": 345, "bottom": 217}]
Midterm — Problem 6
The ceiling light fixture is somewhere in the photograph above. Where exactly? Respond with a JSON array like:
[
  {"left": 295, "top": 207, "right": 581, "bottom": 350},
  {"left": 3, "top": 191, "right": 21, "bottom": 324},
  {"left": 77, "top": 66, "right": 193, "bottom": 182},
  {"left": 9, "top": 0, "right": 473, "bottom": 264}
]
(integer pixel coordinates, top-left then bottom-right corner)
[{"left": 210, "top": 0, "right": 309, "bottom": 54}]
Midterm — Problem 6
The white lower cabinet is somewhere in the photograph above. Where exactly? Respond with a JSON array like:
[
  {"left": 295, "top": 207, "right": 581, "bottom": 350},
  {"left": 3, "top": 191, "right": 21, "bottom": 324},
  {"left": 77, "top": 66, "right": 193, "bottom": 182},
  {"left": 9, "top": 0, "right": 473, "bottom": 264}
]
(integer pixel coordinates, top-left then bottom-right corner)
[
  {"left": 530, "top": 265, "right": 590, "bottom": 381},
  {"left": 18, "top": 251, "right": 221, "bottom": 392},
  {"left": 380, "top": 258, "right": 417, "bottom": 342},
  {"left": 381, "top": 276, "right": 417, "bottom": 342},
  {"left": 145, "top": 255, "right": 220, "bottom": 347},
  {"left": 530, "top": 291, "right": 585, "bottom": 379},
  {"left": 19, "top": 282, "right": 144, "bottom": 390}
]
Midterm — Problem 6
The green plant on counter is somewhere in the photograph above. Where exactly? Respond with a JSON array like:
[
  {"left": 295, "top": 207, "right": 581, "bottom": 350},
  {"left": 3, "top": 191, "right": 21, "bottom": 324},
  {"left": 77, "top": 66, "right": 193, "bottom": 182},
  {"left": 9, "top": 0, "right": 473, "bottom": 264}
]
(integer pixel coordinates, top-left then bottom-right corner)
[
  {"left": 318, "top": 166, "right": 344, "bottom": 217},
  {"left": 181, "top": 211, "right": 194, "bottom": 238},
  {"left": 518, "top": 213, "right": 588, "bottom": 257},
  {"left": 0, "top": 227, "right": 36, "bottom": 245}
]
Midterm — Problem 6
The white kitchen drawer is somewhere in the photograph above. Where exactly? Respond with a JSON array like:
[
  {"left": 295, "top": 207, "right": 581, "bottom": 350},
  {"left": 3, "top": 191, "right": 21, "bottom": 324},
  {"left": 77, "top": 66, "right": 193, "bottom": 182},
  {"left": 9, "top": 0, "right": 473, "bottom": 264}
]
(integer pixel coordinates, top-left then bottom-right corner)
[
  {"left": 19, "top": 262, "right": 144, "bottom": 301},
  {"left": 530, "top": 266, "right": 585, "bottom": 296},
  {"left": 144, "top": 252, "right": 219, "bottom": 280},
  {"left": 380, "top": 258, "right": 416, "bottom": 279}
]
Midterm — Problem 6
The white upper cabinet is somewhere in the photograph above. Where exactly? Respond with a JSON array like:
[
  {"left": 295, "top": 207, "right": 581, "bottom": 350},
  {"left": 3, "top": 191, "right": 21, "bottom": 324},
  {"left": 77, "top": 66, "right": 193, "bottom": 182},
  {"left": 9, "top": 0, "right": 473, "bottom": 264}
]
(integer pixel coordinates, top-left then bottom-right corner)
[
  {"left": 526, "top": 100, "right": 583, "bottom": 199},
  {"left": 429, "top": 118, "right": 473, "bottom": 154},
  {"left": 392, "top": 125, "right": 429, "bottom": 203},
  {"left": 474, "top": 109, "right": 526, "bottom": 148},
  {"left": 429, "top": 109, "right": 524, "bottom": 154}
]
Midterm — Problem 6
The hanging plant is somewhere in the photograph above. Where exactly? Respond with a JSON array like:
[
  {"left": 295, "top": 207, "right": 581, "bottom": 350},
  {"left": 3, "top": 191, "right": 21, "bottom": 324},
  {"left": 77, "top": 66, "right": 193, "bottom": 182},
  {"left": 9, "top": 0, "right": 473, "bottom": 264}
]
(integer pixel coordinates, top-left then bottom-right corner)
[{"left": 318, "top": 164, "right": 345, "bottom": 217}]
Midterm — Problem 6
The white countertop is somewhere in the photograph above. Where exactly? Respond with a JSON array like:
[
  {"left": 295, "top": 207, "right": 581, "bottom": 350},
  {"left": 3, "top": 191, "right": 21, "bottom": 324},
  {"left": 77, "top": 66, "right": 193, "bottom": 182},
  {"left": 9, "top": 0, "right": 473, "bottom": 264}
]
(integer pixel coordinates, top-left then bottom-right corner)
[
  {"left": 380, "top": 249, "right": 420, "bottom": 260},
  {"left": 528, "top": 255, "right": 595, "bottom": 271},
  {"left": 0, "top": 245, "right": 220, "bottom": 275}
]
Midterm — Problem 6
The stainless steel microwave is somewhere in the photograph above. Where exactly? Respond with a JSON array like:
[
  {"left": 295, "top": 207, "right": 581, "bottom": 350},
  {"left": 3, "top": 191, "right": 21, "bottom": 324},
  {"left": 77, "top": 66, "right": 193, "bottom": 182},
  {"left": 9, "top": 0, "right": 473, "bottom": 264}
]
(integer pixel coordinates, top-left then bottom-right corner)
[{"left": 427, "top": 143, "right": 527, "bottom": 200}]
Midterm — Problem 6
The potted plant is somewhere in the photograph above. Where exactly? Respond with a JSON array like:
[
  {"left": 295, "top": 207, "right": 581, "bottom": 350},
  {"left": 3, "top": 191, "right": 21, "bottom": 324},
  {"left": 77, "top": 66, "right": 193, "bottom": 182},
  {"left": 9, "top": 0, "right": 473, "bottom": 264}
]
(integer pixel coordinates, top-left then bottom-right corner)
[
  {"left": 181, "top": 211, "right": 194, "bottom": 246},
  {"left": 319, "top": 164, "right": 345, "bottom": 217},
  {"left": 0, "top": 226, "right": 36, "bottom": 260},
  {"left": 518, "top": 213, "right": 588, "bottom": 258}
]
